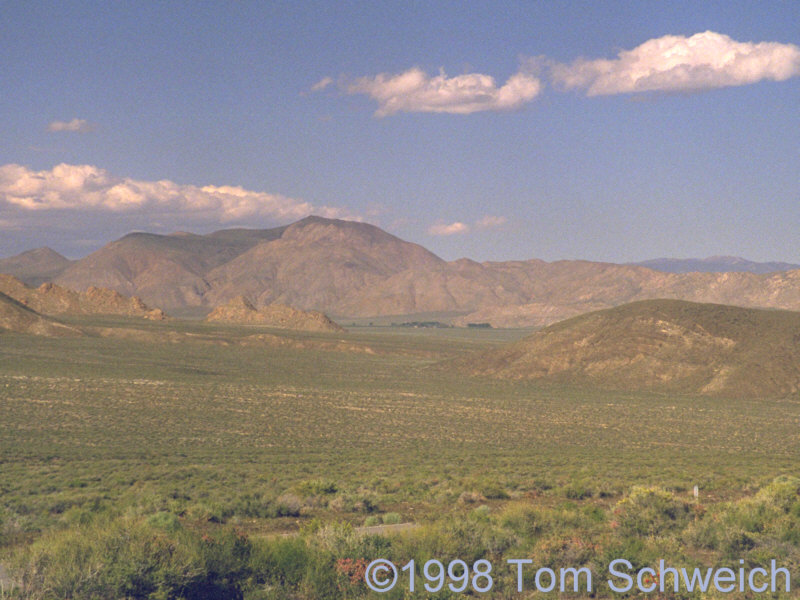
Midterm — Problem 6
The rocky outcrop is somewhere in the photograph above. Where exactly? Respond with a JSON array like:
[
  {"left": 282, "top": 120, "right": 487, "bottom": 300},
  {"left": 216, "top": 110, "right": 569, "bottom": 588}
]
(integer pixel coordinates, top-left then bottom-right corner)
[{"left": 205, "top": 296, "right": 343, "bottom": 332}]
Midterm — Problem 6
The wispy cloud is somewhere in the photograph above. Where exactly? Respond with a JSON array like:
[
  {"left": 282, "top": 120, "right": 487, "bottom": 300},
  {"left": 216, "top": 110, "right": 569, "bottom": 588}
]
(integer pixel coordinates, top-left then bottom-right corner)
[
  {"left": 310, "top": 76, "right": 334, "bottom": 92},
  {"left": 428, "top": 215, "right": 508, "bottom": 236},
  {"left": 0, "top": 163, "right": 355, "bottom": 225},
  {"left": 47, "top": 118, "right": 96, "bottom": 133},
  {"left": 343, "top": 66, "right": 542, "bottom": 116},
  {"left": 0, "top": 218, "right": 21, "bottom": 231},
  {"left": 428, "top": 221, "right": 470, "bottom": 236},
  {"left": 550, "top": 31, "right": 800, "bottom": 96},
  {"left": 475, "top": 215, "right": 507, "bottom": 229}
]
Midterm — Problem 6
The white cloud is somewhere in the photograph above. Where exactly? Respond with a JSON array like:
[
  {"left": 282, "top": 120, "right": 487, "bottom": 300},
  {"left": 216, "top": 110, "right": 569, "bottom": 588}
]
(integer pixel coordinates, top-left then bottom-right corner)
[
  {"left": 0, "top": 163, "right": 354, "bottom": 223},
  {"left": 47, "top": 118, "right": 96, "bottom": 133},
  {"left": 476, "top": 215, "right": 507, "bottom": 229},
  {"left": 310, "top": 76, "right": 334, "bottom": 92},
  {"left": 428, "top": 221, "right": 470, "bottom": 236},
  {"left": 550, "top": 31, "right": 800, "bottom": 96},
  {"left": 345, "top": 67, "right": 542, "bottom": 116},
  {"left": 427, "top": 216, "right": 507, "bottom": 236}
]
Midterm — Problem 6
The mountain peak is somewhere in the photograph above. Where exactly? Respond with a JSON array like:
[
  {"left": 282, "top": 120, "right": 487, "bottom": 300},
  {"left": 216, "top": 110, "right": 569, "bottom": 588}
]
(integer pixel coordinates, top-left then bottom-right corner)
[
  {"left": 286, "top": 215, "right": 378, "bottom": 234},
  {"left": 280, "top": 215, "right": 436, "bottom": 253},
  {"left": 21, "top": 247, "right": 67, "bottom": 261},
  {"left": 0, "top": 246, "right": 73, "bottom": 286},
  {"left": 294, "top": 215, "right": 340, "bottom": 225}
]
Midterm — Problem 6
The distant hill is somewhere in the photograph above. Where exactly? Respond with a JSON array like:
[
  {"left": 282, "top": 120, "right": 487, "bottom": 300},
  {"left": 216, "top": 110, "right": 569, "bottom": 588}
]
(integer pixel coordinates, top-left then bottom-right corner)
[
  {"left": 0, "top": 274, "right": 166, "bottom": 320},
  {"left": 55, "top": 225, "right": 288, "bottom": 309},
  {"left": 0, "top": 247, "right": 72, "bottom": 286},
  {"left": 634, "top": 256, "right": 800, "bottom": 274},
  {"left": 0, "top": 216, "right": 798, "bottom": 327},
  {"left": 205, "top": 296, "right": 344, "bottom": 332},
  {"left": 0, "top": 292, "right": 81, "bottom": 336},
  {"left": 458, "top": 299, "right": 800, "bottom": 398}
]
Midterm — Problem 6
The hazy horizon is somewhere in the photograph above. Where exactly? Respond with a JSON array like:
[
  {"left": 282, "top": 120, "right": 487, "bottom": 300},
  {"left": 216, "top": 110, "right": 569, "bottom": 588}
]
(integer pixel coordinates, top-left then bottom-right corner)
[
  {"left": 1, "top": 2, "right": 798, "bottom": 263},
  {"left": 3, "top": 215, "right": 800, "bottom": 269}
]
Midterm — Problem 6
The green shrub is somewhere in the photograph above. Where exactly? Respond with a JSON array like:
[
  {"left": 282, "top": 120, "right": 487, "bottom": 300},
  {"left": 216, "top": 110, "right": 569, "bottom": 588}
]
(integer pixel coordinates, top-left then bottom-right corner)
[
  {"left": 294, "top": 479, "right": 338, "bottom": 496},
  {"left": 613, "top": 486, "right": 693, "bottom": 537},
  {"left": 187, "top": 502, "right": 230, "bottom": 523},
  {"left": 273, "top": 493, "right": 304, "bottom": 517},
  {"left": 754, "top": 476, "right": 800, "bottom": 512},
  {"left": 301, "top": 554, "right": 341, "bottom": 599},
  {"left": 381, "top": 512, "right": 402, "bottom": 525},
  {"left": 146, "top": 511, "right": 182, "bottom": 533},
  {"left": 328, "top": 493, "right": 377, "bottom": 514},
  {"left": 480, "top": 482, "right": 509, "bottom": 500},
  {"left": 563, "top": 480, "right": 593, "bottom": 500},
  {"left": 199, "top": 528, "right": 252, "bottom": 584},
  {"left": 718, "top": 527, "right": 756, "bottom": 557},
  {"left": 16, "top": 518, "right": 202, "bottom": 600},
  {"left": 470, "top": 505, "right": 491, "bottom": 521},
  {"left": 250, "top": 536, "right": 311, "bottom": 588},
  {"left": 500, "top": 503, "right": 543, "bottom": 539}
]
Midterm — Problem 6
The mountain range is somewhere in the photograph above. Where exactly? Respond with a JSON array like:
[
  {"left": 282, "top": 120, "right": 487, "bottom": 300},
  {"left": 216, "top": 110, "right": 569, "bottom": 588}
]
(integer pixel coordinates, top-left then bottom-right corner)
[
  {"left": 632, "top": 256, "right": 800, "bottom": 274},
  {"left": 2, "top": 216, "right": 800, "bottom": 328}
]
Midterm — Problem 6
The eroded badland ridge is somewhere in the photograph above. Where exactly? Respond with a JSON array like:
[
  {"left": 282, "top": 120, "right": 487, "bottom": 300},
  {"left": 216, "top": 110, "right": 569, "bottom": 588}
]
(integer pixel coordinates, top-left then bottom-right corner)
[
  {"left": 0, "top": 291, "right": 82, "bottom": 337},
  {"left": 455, "top": 299, "right": 800, "bottom": 398},
  {"left": 205, "top": 295, "right": 344, "bottom": 332},
  {"left": 0, "top": 274, "right": 167, "bottom": 321}
]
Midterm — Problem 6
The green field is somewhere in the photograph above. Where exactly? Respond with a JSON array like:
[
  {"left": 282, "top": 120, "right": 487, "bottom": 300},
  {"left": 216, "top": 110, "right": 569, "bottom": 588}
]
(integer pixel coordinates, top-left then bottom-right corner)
[{"left": 2, "top": 320, "right": 799, "bottom": 598}]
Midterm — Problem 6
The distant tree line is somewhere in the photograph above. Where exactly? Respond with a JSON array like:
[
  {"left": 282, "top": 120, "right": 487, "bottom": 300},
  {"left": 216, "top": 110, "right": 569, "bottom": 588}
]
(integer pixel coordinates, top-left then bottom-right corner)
[{"left": 393, "top": 321, "right": 453, "bottom": 328}]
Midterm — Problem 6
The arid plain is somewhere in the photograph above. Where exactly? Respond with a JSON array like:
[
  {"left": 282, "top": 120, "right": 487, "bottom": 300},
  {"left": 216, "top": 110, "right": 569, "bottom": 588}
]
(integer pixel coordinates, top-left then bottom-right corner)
[{"left": 1, "top": 217, "right": 800, "bottom": 598}]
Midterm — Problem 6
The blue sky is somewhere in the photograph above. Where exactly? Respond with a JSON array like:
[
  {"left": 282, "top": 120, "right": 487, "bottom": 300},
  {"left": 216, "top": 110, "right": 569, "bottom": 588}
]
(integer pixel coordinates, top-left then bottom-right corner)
[{"left": 1, "top": 1, "right": 798, "bottom": 262}]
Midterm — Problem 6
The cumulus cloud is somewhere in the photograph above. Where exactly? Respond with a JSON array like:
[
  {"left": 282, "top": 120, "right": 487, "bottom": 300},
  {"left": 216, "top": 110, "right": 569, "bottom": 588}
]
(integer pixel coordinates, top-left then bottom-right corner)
[
  {"left": 475, "top": 215, "right": 507, "bottom": 229},
  {"left": 550, "top": 31, "right": 800, "bottom": 95},
  {"left": 47, "top": 118, "right": 96, "bottom": 133},
  {"left": 310, "top": 76, "right": 334, "bottom": 92},
  {"left": 344, "top": 66, "right": 542, "bottom": 116},
  {"left": 428, "top": 221, "right": 470, "bottom": 236},
  {"left": 0, "top": 163, "right": 354, "bottom": 224}
]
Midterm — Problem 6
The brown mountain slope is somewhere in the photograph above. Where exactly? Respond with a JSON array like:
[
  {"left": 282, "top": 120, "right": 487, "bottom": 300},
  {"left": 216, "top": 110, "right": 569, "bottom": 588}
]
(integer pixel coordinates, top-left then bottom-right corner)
[
  {"left": 342, "top": 259, "right": 656, "bottom": 321},
  {"left": 0, "top": 292, "right": 81, "bottom": 336},
  {"left": 458, "top": 299, "right": 800, "bottom": 398},
  {"left": 55, "top": 226, "right": 287, "bottom": 309},
  {"left": 0, "top": 247, "right": 72, "bottom": 286},
  {"left": 205, "top": 296, "right": 343, "bottom": 332},
  {"left": 421, "top": 259, "right": 795, "bottom": 327},
  {"left": 340, "top": 257, "right": 800, "bottom": 325},
  {"left": 0, "top": 274, "right": 166, "bottom": 319},
  {"left": 202, "top": 220, "right": 800, "bottom": 322},
  {"left": 451, "top": 264, "right": 800, "bottom": 328},
  {"left": 202, "top": 216, "right": 445, "bottom": 310}
]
